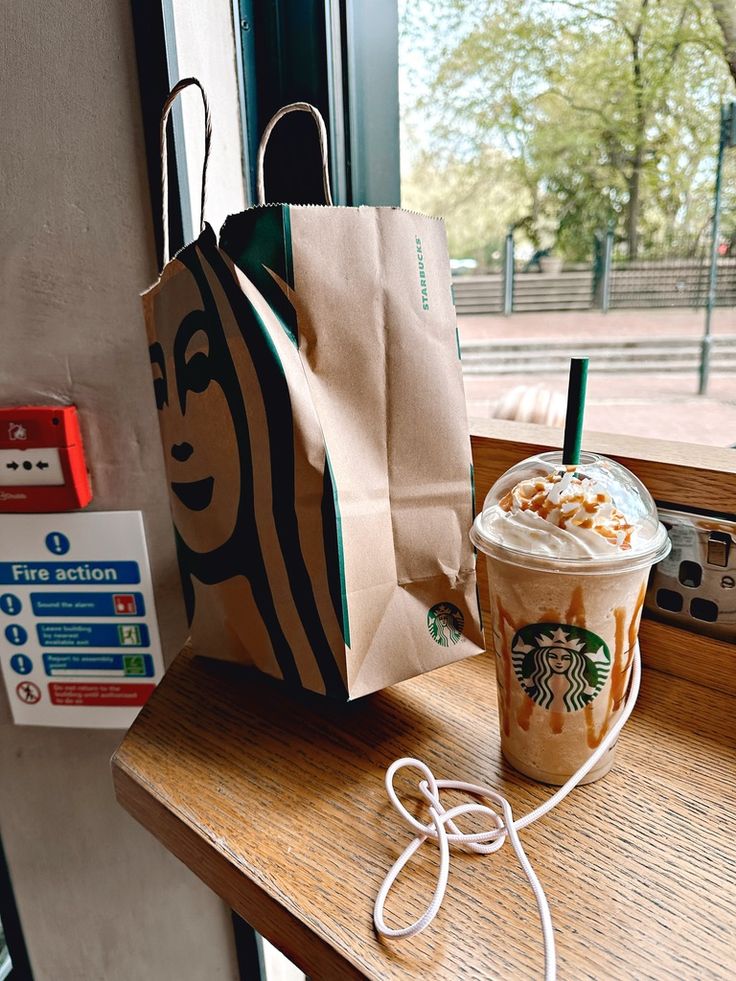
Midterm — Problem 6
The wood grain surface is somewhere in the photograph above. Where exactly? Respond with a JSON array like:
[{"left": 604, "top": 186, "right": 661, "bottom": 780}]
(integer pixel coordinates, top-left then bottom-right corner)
[
  {"left": 638, "top": 618, "right": 736, "bottom": 696},
  {"left": 112, "top": 645, "right": 736, "bottom": 980},
  {"left": 471, "top": 422, "right": 736, "bottom": 696}
]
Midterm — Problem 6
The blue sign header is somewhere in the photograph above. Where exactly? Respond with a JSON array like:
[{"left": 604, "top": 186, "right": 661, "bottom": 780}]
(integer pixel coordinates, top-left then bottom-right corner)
[{"left": 0, "top": 562, "right": 140, "bottom": 585}]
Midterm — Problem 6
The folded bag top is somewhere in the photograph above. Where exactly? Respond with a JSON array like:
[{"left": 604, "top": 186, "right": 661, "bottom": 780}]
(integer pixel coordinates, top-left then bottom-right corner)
[{"left": 142, "top": 80, "right": 484, "bottom": 699}]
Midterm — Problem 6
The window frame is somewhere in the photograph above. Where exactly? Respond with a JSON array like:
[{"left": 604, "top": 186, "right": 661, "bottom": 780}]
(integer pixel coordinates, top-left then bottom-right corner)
[
  {"left": 0, "top": 834, "right": 33, "bottom": 981},
  {"left": 234, "top": 0, "right": 400, "bottom": 206}
]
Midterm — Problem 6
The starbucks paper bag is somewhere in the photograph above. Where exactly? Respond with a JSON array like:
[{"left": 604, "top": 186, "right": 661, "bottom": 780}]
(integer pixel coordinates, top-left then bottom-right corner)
[{"left": 143, "top": 90, "right": 483, "bottom": 699}]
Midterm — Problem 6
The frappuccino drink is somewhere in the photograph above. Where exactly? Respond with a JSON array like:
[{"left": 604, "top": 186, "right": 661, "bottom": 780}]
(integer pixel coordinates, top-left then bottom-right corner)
[{"left": 471, "top": 451, "right": 670, "bottom": 785}]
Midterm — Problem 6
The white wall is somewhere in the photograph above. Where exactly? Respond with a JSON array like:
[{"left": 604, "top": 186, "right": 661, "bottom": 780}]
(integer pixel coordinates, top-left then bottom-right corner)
[{"left": 0, "top": 1, "right": 238, "bottom": 977}]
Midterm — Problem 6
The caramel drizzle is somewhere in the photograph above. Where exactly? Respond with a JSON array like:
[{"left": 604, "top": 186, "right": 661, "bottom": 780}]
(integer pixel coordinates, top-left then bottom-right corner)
[
  {"left": 583, "top": 581, "right": 646, "bottom": 748},
  {"left": 499, "top": 474, "right": 634, "bottom": 547},
  {"left": 517, "top": 690, "right": 535, "bottom": 731},
  {"left": 495, "top": 598, "right": 516, "bottom": 737}
]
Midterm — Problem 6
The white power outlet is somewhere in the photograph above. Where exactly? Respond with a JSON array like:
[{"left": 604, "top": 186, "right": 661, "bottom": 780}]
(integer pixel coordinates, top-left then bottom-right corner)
[{"left": 0, "top": 448, "right": 64, "bottom": 486}]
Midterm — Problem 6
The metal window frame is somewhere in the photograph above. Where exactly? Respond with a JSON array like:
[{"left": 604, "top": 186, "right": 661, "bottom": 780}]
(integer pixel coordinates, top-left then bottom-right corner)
[
  {"left": 130, "top": 0, "right": 191, "bottom": 267},
  {"left": 343, "top": 0, "right": 400, "bottom": 206},
  {"left": 235, "top": 0, "right": 400, "bottom": 207},
  {"left": 0, "top": 835, "right": 33, "bottom": 981}
]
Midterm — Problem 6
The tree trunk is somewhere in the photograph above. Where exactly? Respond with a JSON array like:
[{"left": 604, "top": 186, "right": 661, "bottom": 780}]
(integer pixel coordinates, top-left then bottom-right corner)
[
  {"left": 627, "top": 5, "right": 649, "bottom": 259},
  {"left": 712, "top": 0, "right": 736, "bottom": 86},
  {"left": 626, "top": 157, "right": 642, "bottom": 258}
]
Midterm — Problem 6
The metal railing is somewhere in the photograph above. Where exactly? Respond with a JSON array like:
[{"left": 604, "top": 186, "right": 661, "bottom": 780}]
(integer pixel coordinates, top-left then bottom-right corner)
[{"left": 453, "top": 246, "right": 736, "bottom": 315}]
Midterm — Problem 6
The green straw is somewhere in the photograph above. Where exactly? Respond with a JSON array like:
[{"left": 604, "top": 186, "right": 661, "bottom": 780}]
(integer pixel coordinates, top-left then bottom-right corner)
[{"left": 562, "top": 358, "right": 589, "bottom": 465}]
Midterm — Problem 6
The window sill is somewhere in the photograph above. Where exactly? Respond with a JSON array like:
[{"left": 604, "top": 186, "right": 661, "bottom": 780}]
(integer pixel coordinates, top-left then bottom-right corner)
[{"left": 112, "top": 644, "right": 735, "bottom": 980}]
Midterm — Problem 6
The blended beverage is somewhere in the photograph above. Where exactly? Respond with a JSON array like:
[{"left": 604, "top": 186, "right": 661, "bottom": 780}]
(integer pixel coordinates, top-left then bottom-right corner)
[{"left": 470, "top": 451, "right": 670, "bottom": 785}]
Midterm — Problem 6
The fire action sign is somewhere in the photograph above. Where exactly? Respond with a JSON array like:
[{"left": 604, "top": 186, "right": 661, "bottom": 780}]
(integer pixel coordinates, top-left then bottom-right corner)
[{"left": 0, "top": 512, "right": 165, "bottom": 727}]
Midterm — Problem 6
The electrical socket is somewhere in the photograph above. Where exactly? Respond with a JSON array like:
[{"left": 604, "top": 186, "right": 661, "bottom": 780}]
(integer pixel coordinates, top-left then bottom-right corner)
[
  {"left": 646, "top": 507, "right": 736, "bottom": 642},
  {"left": 0, "top": 448, "right": 64, "bottom": 486}
]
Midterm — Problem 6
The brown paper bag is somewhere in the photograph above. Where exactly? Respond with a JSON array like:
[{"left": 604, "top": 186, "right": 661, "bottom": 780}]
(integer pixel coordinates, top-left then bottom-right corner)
[{"left": 143, "top": 85, "right": 484, "bottom": 699}]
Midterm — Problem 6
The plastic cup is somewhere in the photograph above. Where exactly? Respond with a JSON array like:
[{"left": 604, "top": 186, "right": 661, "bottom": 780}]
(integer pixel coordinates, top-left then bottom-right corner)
[{"left": 470, "top": 451, "right": 671, "bottom": 785}]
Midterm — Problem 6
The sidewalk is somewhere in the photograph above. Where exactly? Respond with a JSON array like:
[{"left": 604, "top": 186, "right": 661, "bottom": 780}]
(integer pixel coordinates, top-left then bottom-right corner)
[
  {"left": 459, "top": 308, "right": 736, "bottom": 447},
  {"left": 457, "top": 307, "right": 736, "bottom": 342}
]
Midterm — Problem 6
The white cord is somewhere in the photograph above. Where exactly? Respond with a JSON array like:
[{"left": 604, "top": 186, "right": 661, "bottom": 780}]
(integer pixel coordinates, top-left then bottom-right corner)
[{"left": 373, "top": 642, "right": 642, "bottom": 981}]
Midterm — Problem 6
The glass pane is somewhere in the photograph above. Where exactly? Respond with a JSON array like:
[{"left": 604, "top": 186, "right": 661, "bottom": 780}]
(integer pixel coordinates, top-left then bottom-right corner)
[
  {"left": 0, "top": 915, "right": 11, "bottom": 981},
  {"left": 262, "top": 938, "right": 305, "bottom": 981},
  {"left": 400, "top": 1, "right": 736, "bottom": 446}
]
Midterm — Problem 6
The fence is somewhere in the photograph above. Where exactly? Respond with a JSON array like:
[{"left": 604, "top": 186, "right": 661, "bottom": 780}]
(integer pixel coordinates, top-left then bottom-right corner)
[
  {"left": 453, "top": 269, "right": 591, "bottom": 315},
  {"left": 609, "top": 258, "right": 736, "bottom": 309},
  {"left": 452, "top": 231, "right": 736, "bottom": 315}
]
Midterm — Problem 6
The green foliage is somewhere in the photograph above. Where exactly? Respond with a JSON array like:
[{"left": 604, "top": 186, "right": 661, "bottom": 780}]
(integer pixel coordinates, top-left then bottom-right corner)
[
  {"left": 402, "top": 144, "right": 523, "bottom": 261},
  {"left": 400, "top": 0, "right": 736, "bottom": 261}
]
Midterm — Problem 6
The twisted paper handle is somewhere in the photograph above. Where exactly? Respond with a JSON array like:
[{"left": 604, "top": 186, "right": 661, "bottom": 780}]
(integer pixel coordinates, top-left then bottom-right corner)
[
  {"left": 256, "top": 102, "right": 333, "bottom": 207},
  {"left": 160, "top": 77, "right": 212, "bottom": 267}
]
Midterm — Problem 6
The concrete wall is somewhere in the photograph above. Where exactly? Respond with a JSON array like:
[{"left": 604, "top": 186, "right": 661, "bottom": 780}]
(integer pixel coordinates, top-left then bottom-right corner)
[{"left": 0, "top": 1, "right": 238, "bottom": 977}]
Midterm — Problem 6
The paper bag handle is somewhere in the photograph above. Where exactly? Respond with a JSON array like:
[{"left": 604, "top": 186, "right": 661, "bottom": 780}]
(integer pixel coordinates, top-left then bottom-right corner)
[
  {"left": 256, "top": 102, "right": 333, "bottom": 207},
  {"left": 160, "top": 77, "right": 212, "bottom": 266}
]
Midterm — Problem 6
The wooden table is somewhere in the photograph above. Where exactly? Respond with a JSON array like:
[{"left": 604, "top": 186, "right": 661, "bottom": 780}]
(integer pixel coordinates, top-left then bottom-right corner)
[{"left": 112, "top": 647, "right": 736, "bottom": 980}]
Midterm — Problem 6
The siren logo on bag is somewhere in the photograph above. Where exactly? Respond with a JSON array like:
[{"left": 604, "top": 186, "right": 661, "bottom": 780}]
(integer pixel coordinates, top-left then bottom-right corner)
[
  {"left": 146, "top": 228, "right": 349, "bottom": 700},
  {"left": 511, "top": 623, "right": 611, "bottom": 712},
  {"left": 427, "top": 603, "right": 464, "bottom": 646}
]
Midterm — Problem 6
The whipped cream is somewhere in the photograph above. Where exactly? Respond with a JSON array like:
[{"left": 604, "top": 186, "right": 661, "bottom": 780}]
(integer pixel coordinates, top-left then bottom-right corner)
[{"left": 483, "top": 469, "right": 636, "bottom": 559}]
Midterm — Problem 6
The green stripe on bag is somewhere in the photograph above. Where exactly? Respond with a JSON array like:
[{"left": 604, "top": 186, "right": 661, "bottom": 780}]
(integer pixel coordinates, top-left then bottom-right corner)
[
  {"left": 322, "top": 449, "right": 351, "bottom": 649},
  {"left": 203, "top": 236, "right": 348, "bottom": 698},
  {"left": 220, "top": 206, "right": 299, "bottom": 346}
]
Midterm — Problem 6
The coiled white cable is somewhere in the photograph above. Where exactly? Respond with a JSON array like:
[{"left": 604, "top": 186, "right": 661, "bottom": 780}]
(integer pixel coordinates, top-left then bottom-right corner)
[{"left": 373, "top": 642, "right": 642, "bottom": 981}]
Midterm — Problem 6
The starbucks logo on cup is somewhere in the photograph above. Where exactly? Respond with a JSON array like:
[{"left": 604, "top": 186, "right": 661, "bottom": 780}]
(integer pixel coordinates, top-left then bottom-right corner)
[
  {"left": 427, "top": 602, "right": 464, "bottom": 646},
  {"left": 511, "top": 623, "right": 611, "bottom": 712}
]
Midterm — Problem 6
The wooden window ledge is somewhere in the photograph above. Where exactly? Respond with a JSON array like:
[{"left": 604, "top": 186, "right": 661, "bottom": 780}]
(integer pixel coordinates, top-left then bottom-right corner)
[
  {"left": 112, "top": 645, "right": 735, "bottom": 980},
  {"left": 112, "top": 425, "right": 736, "bottom": 978}
]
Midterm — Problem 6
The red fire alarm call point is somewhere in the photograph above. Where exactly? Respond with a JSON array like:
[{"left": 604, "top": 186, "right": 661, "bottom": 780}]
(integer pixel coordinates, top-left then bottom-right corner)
[{"left": 0, "top": 406, "right": 92, "bottom": 512}]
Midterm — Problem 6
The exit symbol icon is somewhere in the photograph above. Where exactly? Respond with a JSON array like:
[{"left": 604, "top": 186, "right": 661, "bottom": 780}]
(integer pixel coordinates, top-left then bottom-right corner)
[{"left": 118, "top": 625, "right": 142, "bottom": 646}]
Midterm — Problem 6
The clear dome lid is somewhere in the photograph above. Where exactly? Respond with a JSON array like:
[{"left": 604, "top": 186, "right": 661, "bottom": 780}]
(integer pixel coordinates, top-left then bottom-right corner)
[{"left": 470, "top": 451, "right": 670, "bottom": 573}]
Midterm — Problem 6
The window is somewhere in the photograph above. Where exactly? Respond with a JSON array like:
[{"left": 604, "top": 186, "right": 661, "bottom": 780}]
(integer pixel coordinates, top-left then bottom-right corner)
[
  {"left": 399, "top": 0, "right": 736, "bottom": 447},
  {"left": 167, "top": 0, "right": 735, "bottom": 453}
]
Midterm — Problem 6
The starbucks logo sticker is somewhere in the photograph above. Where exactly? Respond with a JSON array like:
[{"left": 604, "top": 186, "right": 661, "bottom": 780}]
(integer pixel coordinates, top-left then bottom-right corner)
[
  {"left": 427, "top": 603, "right": 464, "bottom": 646},
  {"left": 511, "top": 623, "right": 610, "bottom": 712}
]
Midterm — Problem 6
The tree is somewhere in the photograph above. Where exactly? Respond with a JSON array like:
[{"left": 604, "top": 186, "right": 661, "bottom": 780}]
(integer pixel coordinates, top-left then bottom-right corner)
[
  {"left": 401, "top": 143, "right": 522, "bottom": 262},
  {"left": 401, "top": 0, "right": 734, "bottom": 259},
  {"left": 711, "top": 0, "right": 736, "bottom": 84}
]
